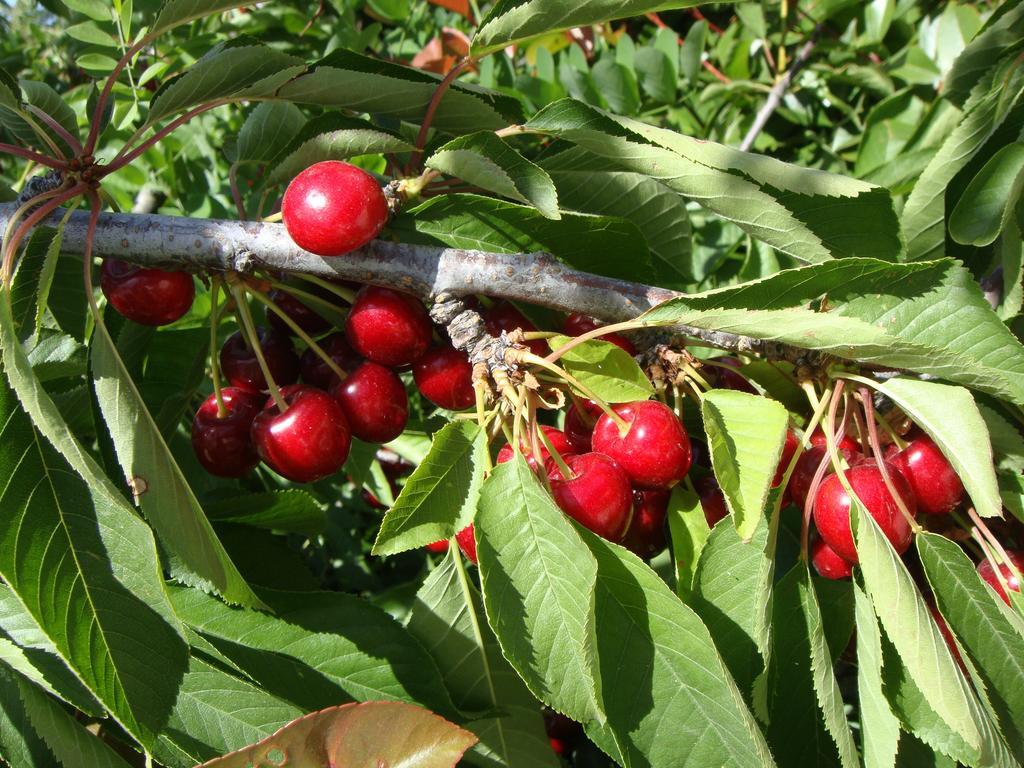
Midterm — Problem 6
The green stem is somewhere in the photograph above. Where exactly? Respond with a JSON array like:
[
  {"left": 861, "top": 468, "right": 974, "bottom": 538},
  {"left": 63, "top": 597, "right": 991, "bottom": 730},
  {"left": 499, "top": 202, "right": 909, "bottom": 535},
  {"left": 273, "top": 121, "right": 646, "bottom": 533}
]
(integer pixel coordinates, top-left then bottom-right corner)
[
  {"left": 538, "top": 424, "right": 573, "bottom": 479},
  {"left": 209, "top": 278, "right": 227, "bottom": 418},
  {"left": 543, "top": 319, "right": 646, "bottom": 365},
  {"left": 262, "top": 275, "right": 346, "bottom": 318},
  {"left": 523, "top": 352, "right": 629, "bottom": 431},
  {"left": 294, "top": 273, "right": 357, "bottom": 304},
  {"left": 228, "top": 281, "right": 288, "bottom": 413},
  {"left": 858, "top": 385, "right": 920, "bottom": 533}
]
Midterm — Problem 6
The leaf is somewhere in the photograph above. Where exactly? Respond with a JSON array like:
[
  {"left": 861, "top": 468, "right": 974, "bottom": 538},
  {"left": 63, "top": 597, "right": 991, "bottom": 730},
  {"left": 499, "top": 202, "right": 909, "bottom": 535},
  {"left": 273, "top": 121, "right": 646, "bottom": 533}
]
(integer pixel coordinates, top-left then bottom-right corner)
[
  {"left": 205, "top": 490, "right": 326, "bottom": 534},
  {"left": 945, "top": 0, "right": 1024, "bottom": 107},
  {"left": 0, "top": 67, "right": 21, "bottom": 110},
  {"left": 236, "top": 101, "right": 307, "bottom": 165},
  {"left": 591, "top": 57, "right": 640, "bottom": 116},
  {"left": 10, "top": 228, "right": 58, "bottom": 342},
  {"left": 641, "top": 258, "right": 1024, "bottom": 408},
  {"left": 0, "top": 668, "right": 53, "bottom": 768},
  {"left": 666, "top": 486, "right": 710, "bottom": 599},
  {"left": 578, "top": 526, "right": 776, "bottom": 768},
  {"left": 475, "top": 456, "right": 604, "bottom": 725},
  {"left": 949, "top": 142, "right": 1024, "bottom": 246},
  {"left": 197, "top": 701, "right": 477, "bottom": 768},
  {"left": 526, "top": 99, "right": 904, "bottom": 265},
  {"left": 150, "top": 0, "right": 259, "bottom": 36},
  {"left": 918, "top": 533, "right": 1024, "bottom": 762},
  {"left": 548, "top": 335, "right": 652, "bottom": 403},
  {"left": 0, "top": 80, "right": 80, "bottom": 156},
  {"left": 148, "top": 39, "right": 305, "bottom": 124},
  {"left": 853, "top": 579, "right": 900, "bottom": 768},
  {"left": 408, "top": 551, "right": 558, "bottom": 768},
  {"left": 979, "top": 400, "right": 1024, "bottom": 473},
  {"left": 867, "top": 377, "right": 1002, "bottom": 517},
  {"left": 66, "top": 21, "right": 118, "bottom": 47},
  {"left": 427, "top": 132, "right": 560, "bottom": 219},
  {"left": 373, "top": 421, "right": 487, "bottom": 555},
  {"left": 61, "top": 0, "right": 112, "bottom": 20},
  {"left": 701, "top": 390, "right": 788, "bottom": 540}
]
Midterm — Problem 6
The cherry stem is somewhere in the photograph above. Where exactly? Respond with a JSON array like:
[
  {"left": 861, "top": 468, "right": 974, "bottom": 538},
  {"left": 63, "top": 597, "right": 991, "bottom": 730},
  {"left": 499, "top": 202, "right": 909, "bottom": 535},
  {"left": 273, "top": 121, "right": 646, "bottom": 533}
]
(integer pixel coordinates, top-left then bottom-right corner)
[
  {"left": 17, "top": 110, "right": 68, "bottom": 161},
  {"left": 965, "top": 506, "right": 1015, "bottom": 573},
  {"left": 537, "top": 421, "right": 573, "bottom": 480},
  {"left": 701, "top": 358, "right": 760, "bottom": 391},
  {"left": 858, "top": 385, "right": 920, "bottom": 533},
  {"left": 474, "top": 383, "right": 494, "bottom": 471},
  {"left": 543, "top": 319, "right": 645, "bottom": 365},
  {"left": 682, "top": 362, "right": 713, "bottom": 392},
  {"left": 852, "top": 403, "right": 871, "bottom": 458},
  {"left": 263, "top": 210, "right": 283, "bottom": 223},
  {"left": 228, "top": 281, "right": 288, "bottom": 413},
  {"left": 84, "top": 37, "right": 148, "bottom": 155},
  {"left": 1, "top": 184, "right": 87, "bottom": 286},
  {"left": 873, "top": 409, "right": 907, "bottom": 450},
  {"left": 410, "top": 57, "right": 473, "bottom": 171},
  {"left": 521, "top": 331, "right": 560, "bottom": 340},
  {"left": 26, "top": 105, "right": 83, "bottom": 156},
  {"left": 798, "top": 380, "right": 839, "bottom": 561},
  {"left": 263, "top": 275, "right": 349, "bottom": 317},
  {"left": 523, "top": 352, "right": 629, "bottom": 431},
  {"left": 229, "top": 162, "right": 247, "bottom": 221},
  {"left": 104, "top": 101, "right": 229, "bottom": 175},
  {"left": 966, "top": 525, "right": 1018, "bottom": 601},
  {"left": 208, "top": 277, "right": 228, "bottom": 418},
  {"left": 293, "top": 273, "right": 356, "bottom": 305},
  {"left": 510, "top": 387, "right": 526, "bottom": 459},
  {"left": 0, "top": 142, "right": 67, "bottom": 170}
]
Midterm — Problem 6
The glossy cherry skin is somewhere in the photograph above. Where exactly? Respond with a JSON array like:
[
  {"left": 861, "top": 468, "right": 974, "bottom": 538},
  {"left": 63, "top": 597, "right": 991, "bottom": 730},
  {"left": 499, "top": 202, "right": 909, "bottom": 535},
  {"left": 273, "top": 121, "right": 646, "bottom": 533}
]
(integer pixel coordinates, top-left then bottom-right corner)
[
  {"left": 331, "top": 361, "right": 408, "bottom": 443},
  {"left": 812, "top": 460, "right": 916, "bottom": 564},
  {"left": 484, "top": 301, "right": 548, "bottom": 356},
  {"left": 621, "top": 489, "right": 670, "bottom": 558},
  {"left": 772, "top": 430, "right": 800, "bottom": 487},
  {"left": 345, "top": 287, "right": 432, "bottom": 368},
  {"left": 456, "top": 525, "right": 477, "bottom": 564},
  {"left": 266, "top": 289, "right": 331, "bottom": 337},
  {"left": 547, "top": 452, "right": 633, "bottom": 541},
  {"left": 425, "top": 539, "right": 449, "bottom": 554},
  {"left": 811, "top": 538, "right": 854, "bottom": 580},
  {"left": 300, "top": 333, "right": 361, "bottom": 390},
  {"left": 591, "top": 400, "right": 692, "bottom": 490},
  {"left": 563, "top": 399, "right": 603, "bottom": 454},
  {"left": 190, "top": 387, "right": 263, "bottom": 477},
  {"left": 413, "top": 346, "right": 475, "bottom": 411},
  {"left": 888, "top": 434, "right": 964, "bottom": 516},
  {"left": 282, "top": 161, "right": 388, "bottom": 257},
  {"left": 219, "top": 327, "right": 300, "bottom": 393},
  {"left": 100, "top": 259, "right": 195, "bottom": 326},
  {"left": 250, "top": 385, "right": 351, "bottom": 483},
  {"left": 788, "top": 443, "right": 861, "bottom": 510},
  {"left": 562, "top": 313, "right": 636, "bottom": 355},
  {"left": 696, "top": 476, "right": 729, "bottom": 527},
  {"left": 496, "top": 426, "right": 575, "bottom": 472},
  {"left": 977, "top": 549, "right": 1024, "bottom": 605},
  {"left": 808, "top": 429, "right": 860, "bottom": 452}
]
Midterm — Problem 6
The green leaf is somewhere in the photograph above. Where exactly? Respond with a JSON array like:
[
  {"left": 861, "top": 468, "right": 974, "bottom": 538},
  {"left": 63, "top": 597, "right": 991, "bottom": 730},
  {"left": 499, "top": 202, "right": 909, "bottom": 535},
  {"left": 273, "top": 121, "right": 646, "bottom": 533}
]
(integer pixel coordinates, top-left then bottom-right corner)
[
  {"left": 548, "top": 335, "right": 652, "bottom": 403},
  {"left": 0, "top": 80, "right": 80, "bottom": 156},
  {"left": 150, "top": 0, "right": 259, "bottom": 36},
  {"left": 0, "top": 67, "right": 21, "bottom": 110},
  {"left": 76, "top": 53, "right": 119, "bottom": 72},
  {"left": 267, "top": 114, "right": 412, "bottom": 185},
  {"left": 919, "top": 533, "right": 1024, "bottom": 762},
  {"left": 526, "top": 99, "right": 903, "bottom": 264},
  {"left": 476, "top": 456, "right": 604, "bottom": 725},
  {"left": 681, "top": 21, "right": 706, "bottom": 82},
  {"left": 408, "top": 551, "right": 558, "bottom": 768},
  {"left": 666, "top": 486, "right": 710, "bottom": 599},
  {"left": 641, "top": 258, "right": 1024, "bottom": 408},
  {"left": 61, "top": 0, "right": 111, "bottom": 21},
  {"left": 591, "top": 57, "right": 640, "bottom": 116},
  {"left": 979, "top": 401, "right": 1024, "bottom": 473},
  {"left": 10, "top": 228, "right": 58, "bottom": 342},
  {"left": 945, "top": 0, "right": 1024, "bottom": 107},
  {"left": 635, "top": 45, "right": 677, "bottom": 103},
  {"left": 949, "top": 142, "right": 1024, "bottom": 246},
  {"left": 427, "top": 132, "right": 560, "bottom": 220},
  {"left": 578, "top": 526, "right": 776, "bottom": 767},
  {"left": 0, "top": 668, "right": 53, "bottom": 768},
  {"left": 196, "top": 701, "right": 477, "bottom": 768},
  {"left": 236, "top": 101, "right": 307, "bottom": 165},
  {"left": 148, "top": 39, "right": 305, "bottom": 124},
  {"left": 373, "top": 421, "right": 487, "bottom": 556},
  {"left": 701, "top": 390, "right": 788, "bottom": 540},
  {"left": 66, "top": 21, "right": 118, "bottom": 46},
  {"left": 853, "top": 579, "right": 900, "bottom": 768},
  {"left": 205, "top": 490, "right": 326, "bottom": 534}
]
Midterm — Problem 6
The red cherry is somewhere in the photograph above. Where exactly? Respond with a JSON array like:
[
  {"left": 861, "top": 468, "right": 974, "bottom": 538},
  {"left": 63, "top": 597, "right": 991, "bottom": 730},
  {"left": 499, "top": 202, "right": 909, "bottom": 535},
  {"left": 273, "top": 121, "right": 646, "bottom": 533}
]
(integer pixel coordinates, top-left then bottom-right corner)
[
  {"left": 547, "top": 452, "right": 633, "bottom": 541},
  {"left": 425, "top": 539, "right": 449, "bottom": 554},
  {"left": 977, "top": 550, "right": 1024, "bottom": 605},
  {"left": 811, "top": 538, "right": 854, "bottom": 580},
  {"left": 413, "top": 346, "right": 475, "bottom": 411},
  {"left": 190, "top": 387, "right": 263, "bottom": 477},
  {"left": 281, "top": 161, "right": 388, "bottom": 257},
  {"left": 544, "top": 711, "right": 583, "bottom": 756},
  {"left": 251, "top": 385, "right": 351, "bottom": 483},
  {"left": 331, "top": 361, "right": 408, "bottom": 443},
  {"left": 697, "top": 476, "right": 729, "bottom": 527},
  {"left": 266, "top": 289, "right": 330, "bottom": 337},
  {"left": 484, "top": 301, "right": 548, "bottom": 356},
  {"left": 100, "top": 259, "right": 194, "bottom": 326},
  {"left": 219, "top": 327, "right": 300, "bottom": 393},
  {"left": 345, "top": 287, "right": 432, "bottom": 367},
  {"left": 456, "top": 525, "right": 477, "bottom": 564},
  {"left": 563, "top": 399, "right": 603, "bottom": 454},
  {"left": 621, "top": 489, "right": 670, "bottom": 558},
  {"left": 591, "top": 400, "right": 692, "bottom": 490},
  {"left": 888, "top": 435, "right": 964, "bottom": 516},
  {"left": 772, "top": 429, "right": 801, "bottom": 501},
  {"left": 713, "top": 358, "right": 756, "bottom": 394},
  {"left": 788, "top": 443, "right": 861, "bottom": 510},
  {"left": 562, "top": 313, "right": 636, "bottom": 355},
  {"left": 496, "top": 426, "right": 575, "bottom": 471},
  {"left": 812, "top": 460, "right": 916, "bottom": 564},
  {"left": 808, "top": 429, "right": 860, "bottom": 452},
  {"left": 300, "top": 333, "right": 361, "bottom": 390}
]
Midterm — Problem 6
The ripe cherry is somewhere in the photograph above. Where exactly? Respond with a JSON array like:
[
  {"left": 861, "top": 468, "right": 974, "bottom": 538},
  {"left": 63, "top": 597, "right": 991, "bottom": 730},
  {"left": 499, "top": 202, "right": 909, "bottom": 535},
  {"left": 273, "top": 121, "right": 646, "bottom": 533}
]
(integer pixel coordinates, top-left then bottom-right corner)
[
  {"left": 812, "top": 460, "right": 916, "bottom": 564},
  {"left": 219, "top": 327, "right": 300, "bottom": 393},
  {"left": 929, "top": 601, "right": 965, "bottom": 669},
  {"left": 496, "top": 426, "right": 575, "bottom": 472},
  {"left": 543, "top": 711, "right": 583, "bottom": 757},
  {"left": 977, "top": 550, "right": 1024, "bottom": 605},
  {"left": 621, "top": 489, "right": 670, "bottom": 558},
  {"left": 772, "top": 430, "right": 800, "bottom": 488},
  {"left": 331, "top": 361, "right": 408, "bottom": 443},
  {"left": 484, "top": 301, "right": 548, "bottom": 356},
  {"left": 697, "top": 476, "right": 729, "bottom": 527},
  {"left": 282, "top": 161, "right": 388, "bottom": 257},
  {"left": 808, "top": 429, "right": 860, "bottom": 452},
  {"left": 547, "top": 453, "right": 633, "bottom": 541},
  {"left": 345, "top": 286, "right": 432, "bottom": 367},
  {"left": 266, "top": 289, "right": 330, "bottom": 337},
  {"left": 888, "top": 434, "right": 964, "bottom": 516},
  {"left": 300, "top": 333, "right": 361, "bottom": 389},
  {"left": 562, "top": 313, "right": 636, "bottom": 355},
  {"left": 413, "top": 346, "right": 475, "bottom": 411},
  {"left": 100, "top": 259, "right": 195, "bottom": 326},
  {"left": 425, "top": 539, "right": 449, "bottom": 554},
  {"left": 456, "top": 525, "right": 477, "bottom": 564},
  {"left": 712, "top": 358, "right": 756, "bottom": 394},
  {"left": 190, "top": 387, "right": 263, "bottom": 477},
  {"left": 564, "top": 399, "right": 603, "bottom": 454},
  {"left": 788, "top": 442, "right": 861, "bottom": 510},
  {"left": 250, "top": 385, "right": 351, "bottom": 483},
  {"left": 811, "top": 538, "right": 854, "bottom": 580},
  {"left": 591, "top": 400, "right": 692, "bottom": 490}
]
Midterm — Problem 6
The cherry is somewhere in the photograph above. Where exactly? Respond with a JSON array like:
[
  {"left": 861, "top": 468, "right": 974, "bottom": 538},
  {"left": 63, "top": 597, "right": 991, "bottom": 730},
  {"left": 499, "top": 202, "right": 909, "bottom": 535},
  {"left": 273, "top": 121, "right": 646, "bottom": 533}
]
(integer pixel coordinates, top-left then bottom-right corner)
[
  {"left": 456, "top": 525, "right": 477, "bottom": 564},
  {"left": 928, "top": 601, "right": 964, "bottom": 668},
  {"left": 788, "top": 442, "right": 861, "bottom": 510},
  {"left": 425, "top": 539, "right": 449, "bottom": 554},
  {"left": 888, "top": 434, "right": 964, "bottom": 516},
  {"left": 250, "top": 385, "right": 351, "bottom": 483},
  {"left": 345, "top": 286, "right": 432, "bottom": 367},
  {"left": 547, "top": 452, "right": 633, "bottom": 541},
  {"left": 281, "top": 161, "right": 388, "bottom": 257},
  {"left": 564, "top": 399, "right": 603, "bottom": 454},
  {"left": 219, "top": 327, "right": 300, "bottom": 393},
  {"left": 591, "top": 400, "right": 692, "bottom": 490},
  {"left": 808, "top": 429, "right": 860, "bottom": 452},
  {"left": 713, "top": 358, "right": 756, "bottom": 394},
  {"left": 621, "top": 489, "right": 670, "bottom": 558},
  {"left": 100, "top": 259, "right": 195, "bottom": 326},
  {"left": 190, "top": 387, "right": 263, "bottom": 477},
  {"left": 562, "top": 313, "right": 636, "bottom": 355},
  {"left": 811, "top": 538, "right": 854, "bottom": 580},
  {"left": 812, "top": 460, "right": 916, "bottom": 564},
  {"left": 300, "top": 333, "right": 361, "bottom": 390},
  {"left": 484, "top": 301, "right": 548, "bottom": 356},
  {"left": 772, "top": 430, "right": 800, "bottom": 488},
  {"left": 331, "top": 361, "right": 408, "bottom": 443},
  {"left": 543, "top": 711, "right": 583, "bottom": 757},
  {"left": 413, "top": 346, "right": 475, "bottom": 411},
  {"left": 266, "top": 289, "right": 330, "bottom": 337},
  {"left": 496, "top": 426, "right": 575, "bottom": 471},
  {"left": 697, "top": 476, "right": 729, "bottom": 527},
  {"left": 977, "top": 549, "right": 1024, "bottom": 605}
]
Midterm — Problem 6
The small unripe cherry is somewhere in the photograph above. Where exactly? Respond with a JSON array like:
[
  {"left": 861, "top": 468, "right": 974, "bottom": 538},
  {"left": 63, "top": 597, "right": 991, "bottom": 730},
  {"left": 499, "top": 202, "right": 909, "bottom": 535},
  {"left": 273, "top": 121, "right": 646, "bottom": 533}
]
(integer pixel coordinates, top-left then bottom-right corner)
[
  {"left": 413, "top": 346, "right": 475, "bottom": 410},
  {"left": 331, "top": 361, "right": 408, "bottom": 443},
  {"left": 811, "top": 538, "right": 854, "bottom": 580},
  {"left": 977, "top": 550, "right": 1024, "bottom": 605},
  {"left": 562, "top": 313, "right": 636, "bottom": 355},
  {"left": 888, "top": 434, "right": 965, "bottom": 516},
  {"left": 345, "top": 286, "right": 432, "bottom": 368},
  {"left": 591, "top": 400, "right": 692, "bottom": 490},
  {"left": 100, "top": 259, "right": 195, "bottom": 326}
]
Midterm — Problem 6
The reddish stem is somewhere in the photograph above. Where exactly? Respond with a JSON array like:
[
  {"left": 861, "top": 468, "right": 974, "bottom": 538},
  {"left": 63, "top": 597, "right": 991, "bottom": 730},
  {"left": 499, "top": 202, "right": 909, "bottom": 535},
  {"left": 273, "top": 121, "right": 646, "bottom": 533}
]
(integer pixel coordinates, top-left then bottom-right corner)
[
  {"left": 0, "top": 143, "right": 68, "bottom": 170},
  {"left": 644, "top": 13, "right": 730, "bottom": 84},
  {"left": 26, "top": 105, "right": 83, "bottom": 156},
  {"left": 1, "top": 183, "right": 88, "bottom": 285},
  {"left": 409, "top": 57, "right": 472, "bottom": 171},
  {"left": 229, "top": 162, "right": 247, "bottom": 221},
  {"left": 84, "top": 38, "right": 148, "bottom": 156},
  {"left": 101, "top": 101, "right": 227, "bottom": 175}
]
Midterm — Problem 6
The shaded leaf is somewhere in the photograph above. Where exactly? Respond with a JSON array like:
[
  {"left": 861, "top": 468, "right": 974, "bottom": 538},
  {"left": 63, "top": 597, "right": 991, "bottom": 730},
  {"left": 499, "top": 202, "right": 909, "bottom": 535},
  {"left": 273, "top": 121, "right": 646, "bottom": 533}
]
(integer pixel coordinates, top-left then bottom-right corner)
[
  {"left": 236, "top": 101, "right": 307, "bottom": 165},
  {"left": 853, "top": 578, "right": 900, "bottom": 768},
  {"left": 949, "top": 142, "right": 1024, "bottom": 246},
  {"left": 205, "top": 490, "right": 326, "bottom": 534},
  {"left": 666, "top": 486, "right": 710, "bottom": 599},
  {"left": 151, "top": 0, "right": 260, "bottom": 36}
]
